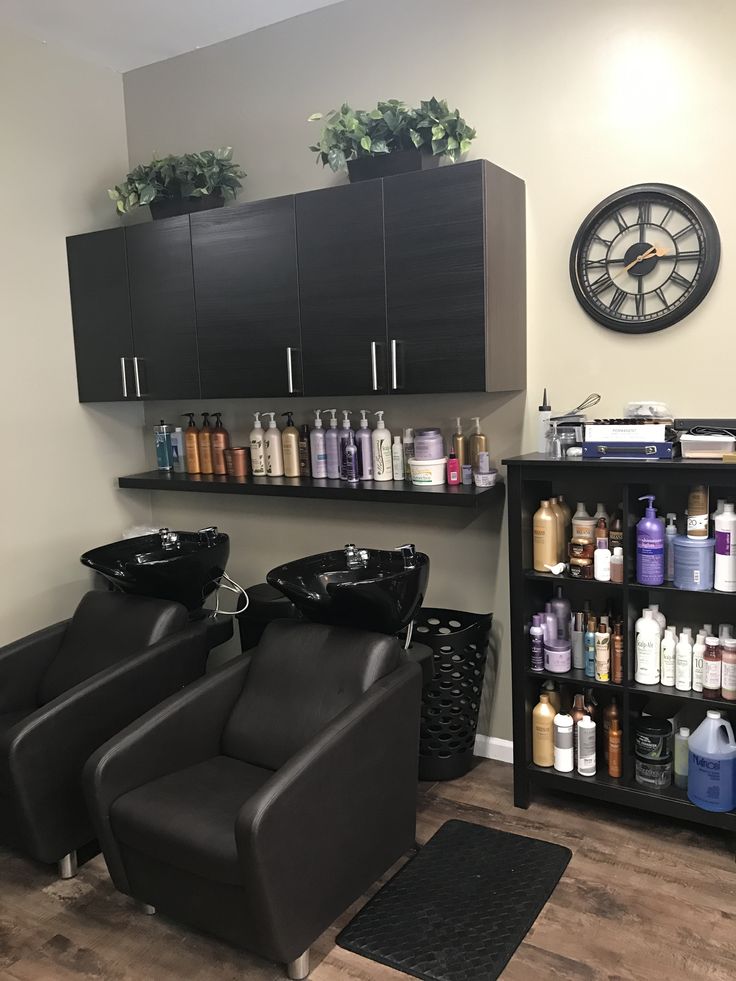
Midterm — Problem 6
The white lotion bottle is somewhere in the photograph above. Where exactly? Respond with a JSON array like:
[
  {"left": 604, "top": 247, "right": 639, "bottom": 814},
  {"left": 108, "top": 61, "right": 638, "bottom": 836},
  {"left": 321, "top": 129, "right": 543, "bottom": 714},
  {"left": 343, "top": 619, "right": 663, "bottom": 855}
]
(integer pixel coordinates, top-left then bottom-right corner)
[
  {"left": 692, "top": 631, "right": 706, "bottom": 693},
  {"left": 392, "top": 436, "right": 404, "bottom": 482},
  {"left": 372, "top": 411, "right": 393, "bottom": 481},
  {"left": 714, "top": 502, "right": 736, "bottom": 592},
  {"left": 310, "top": 409, "right": 327, "bottom": 478},
  {"left": 356, "top": 410, "right": 373, "bottom": 480},
  {"left": 249, "top": 411, "right": 265, "bottom": 476},
  {"left": 263, "top": 412, "right": 284, "bottom": 477},
  {"left": 660, "top": 626, "right": 676, "bottom": 687},
  {"left": 635, "top": 609, "right": 661, "bottom": 684},
  {"left": 324, "top": 409, "right": 340, "bottom": 479},
  {"left": 675, "top": 632, "right": 693, "bottom": 691},
  {"left": 594, "top": 540, "right": 611, "bottom": 582}
]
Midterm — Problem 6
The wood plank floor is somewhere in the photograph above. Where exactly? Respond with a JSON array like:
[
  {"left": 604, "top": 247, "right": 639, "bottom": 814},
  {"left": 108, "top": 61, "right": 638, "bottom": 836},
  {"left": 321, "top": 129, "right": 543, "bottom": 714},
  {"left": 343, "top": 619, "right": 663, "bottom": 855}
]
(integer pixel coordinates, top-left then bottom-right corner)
[{"left": 1, "top": 759, "right": 734, "bottom": 980}]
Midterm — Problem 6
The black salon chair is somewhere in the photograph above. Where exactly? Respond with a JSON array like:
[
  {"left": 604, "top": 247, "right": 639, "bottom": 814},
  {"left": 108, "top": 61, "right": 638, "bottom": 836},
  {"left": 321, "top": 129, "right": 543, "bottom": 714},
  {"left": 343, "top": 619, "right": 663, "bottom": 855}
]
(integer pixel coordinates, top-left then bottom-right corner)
[
  {"left": 0, "top": 590, "right": 211, "bottom": 878},
  {"left": 84, "top": 620, "right": 422, "bottom": 979}
]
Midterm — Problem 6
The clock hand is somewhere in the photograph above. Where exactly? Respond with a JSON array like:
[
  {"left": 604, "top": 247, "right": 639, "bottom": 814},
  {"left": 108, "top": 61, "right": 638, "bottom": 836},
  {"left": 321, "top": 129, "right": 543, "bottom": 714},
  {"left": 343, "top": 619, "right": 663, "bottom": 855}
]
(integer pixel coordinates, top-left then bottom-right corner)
[{"left": 613, "top": 245, "right": 668, "bottom": 279}]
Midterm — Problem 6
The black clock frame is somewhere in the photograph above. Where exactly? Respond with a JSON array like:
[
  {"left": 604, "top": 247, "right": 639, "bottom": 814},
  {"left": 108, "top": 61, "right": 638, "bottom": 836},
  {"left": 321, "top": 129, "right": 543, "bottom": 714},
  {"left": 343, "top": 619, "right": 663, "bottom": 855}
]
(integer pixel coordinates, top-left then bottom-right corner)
[{"left": 569, "top": 183, "right": 720, "bottom": 334}]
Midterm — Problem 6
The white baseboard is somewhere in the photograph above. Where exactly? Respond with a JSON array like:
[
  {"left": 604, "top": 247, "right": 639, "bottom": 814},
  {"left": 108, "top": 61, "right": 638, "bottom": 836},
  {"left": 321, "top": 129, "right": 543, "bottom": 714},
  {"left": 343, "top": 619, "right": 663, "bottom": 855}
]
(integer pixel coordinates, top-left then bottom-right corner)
[{"left": 473, "top": 734, "right": 514, "bottom": 764}]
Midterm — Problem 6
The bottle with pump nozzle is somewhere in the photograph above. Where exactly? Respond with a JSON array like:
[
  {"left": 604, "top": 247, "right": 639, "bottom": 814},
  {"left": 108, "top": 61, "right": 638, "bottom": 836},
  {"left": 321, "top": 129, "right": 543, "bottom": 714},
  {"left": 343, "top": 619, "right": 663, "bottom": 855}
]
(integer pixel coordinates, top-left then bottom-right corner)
[
  {"left": 281, "top": 411, "right": 300, "bottom": 477},
  {"left": 372, "top": 411, "right": 393, "bottom": 481},
  {"left": 198, "top": 412, "right": 214, "bottom": 474},
  {"left": 665, "top": 513, "right": 677, "bottom": 582},
  {"left": 337, "top": 410, "right": 353, "bottom": 479},
  {"left": 250, "top": 412, "right": 266, "bottom": 476},
  {"left": 310, "top": 410, "right": 327, "bottom": 478},
  {"left": 263, "top": 412, "right": 284, "bottom": 477},
  {"left": 182, "top": 413, "right": 201, "bottom": 474},
  {"left": 468, "top": 417, "right": 488, "bottom": 472},
  {"left": 356, "top": 411, "right": 373, "bottom": 480},
  {"left": 637, "top": 495, "right": 665, "bottom": 586},
  {"left": 210, "top": 412, "right": 230, "bottom": 475},
  {"left": 342, "top": 430, "right": 359, "bottom": 483},
  {"left": 453, "top": 418, "right": 466, "bottom": 469},
  {"left": 154, "top": 420, "right": 173, "bottom": 472},
  {"left": 325, "top": 409, "right": 340, "bottom": 479},
  {"left": 299, "top": 424, "right": 311, "bottom": 477}
]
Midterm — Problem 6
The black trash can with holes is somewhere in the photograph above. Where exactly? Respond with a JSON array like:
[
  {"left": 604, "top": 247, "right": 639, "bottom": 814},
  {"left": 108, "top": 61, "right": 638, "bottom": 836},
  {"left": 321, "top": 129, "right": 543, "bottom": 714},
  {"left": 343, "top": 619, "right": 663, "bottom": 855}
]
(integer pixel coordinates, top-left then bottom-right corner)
[{"left": 409, "top": 608, "right": 493, "bottom": 781}]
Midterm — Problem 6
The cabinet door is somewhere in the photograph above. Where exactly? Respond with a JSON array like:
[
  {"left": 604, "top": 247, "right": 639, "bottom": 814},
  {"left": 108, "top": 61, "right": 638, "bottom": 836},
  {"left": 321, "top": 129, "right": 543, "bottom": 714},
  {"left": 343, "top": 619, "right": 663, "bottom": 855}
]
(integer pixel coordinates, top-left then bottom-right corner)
[
  {"left": 125, "top": 217, "right": 200, "bottom": 400},
  {"left": 191, "top": 197, "right": 301, "bottom": 399},
  {"left": 296, "top": 182, "right": 388, "bottom": 396},
  {"left": 66, "top": 228, "right": 133, "bottom": 402},
  {"left": 384, "top": 162, "right": 486, "bottom": 393}
]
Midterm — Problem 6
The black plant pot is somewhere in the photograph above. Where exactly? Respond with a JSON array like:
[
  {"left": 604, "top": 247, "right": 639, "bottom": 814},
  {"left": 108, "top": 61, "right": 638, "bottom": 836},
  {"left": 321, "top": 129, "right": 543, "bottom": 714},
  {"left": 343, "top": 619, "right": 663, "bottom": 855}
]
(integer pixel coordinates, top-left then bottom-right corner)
[
  {"left": 149, "top": 192, "right": 225, "bottom": 221},
  {"left": 347, "top": 148, "right": 441, "bottom": 183}
]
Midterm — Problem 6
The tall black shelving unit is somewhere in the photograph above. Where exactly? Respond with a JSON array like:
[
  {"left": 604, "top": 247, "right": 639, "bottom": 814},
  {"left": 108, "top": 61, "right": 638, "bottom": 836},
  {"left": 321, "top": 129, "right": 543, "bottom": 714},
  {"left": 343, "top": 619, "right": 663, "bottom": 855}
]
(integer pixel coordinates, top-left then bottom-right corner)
[{"left": 504, "top": 453, "right": 736, "bottom": 833}]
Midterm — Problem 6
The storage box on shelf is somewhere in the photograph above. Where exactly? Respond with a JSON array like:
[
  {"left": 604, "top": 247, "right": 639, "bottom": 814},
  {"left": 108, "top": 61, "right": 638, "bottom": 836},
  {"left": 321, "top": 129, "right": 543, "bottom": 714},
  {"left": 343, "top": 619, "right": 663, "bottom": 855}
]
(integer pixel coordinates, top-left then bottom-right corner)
[{"left": 504, "top": 453, "right": 736, "bottom": 832}]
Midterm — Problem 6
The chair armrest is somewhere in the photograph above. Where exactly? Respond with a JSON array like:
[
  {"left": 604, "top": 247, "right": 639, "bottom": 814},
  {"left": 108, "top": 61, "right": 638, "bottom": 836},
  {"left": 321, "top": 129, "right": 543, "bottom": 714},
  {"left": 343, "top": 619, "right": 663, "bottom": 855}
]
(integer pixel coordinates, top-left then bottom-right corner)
[
  {"left": 84, "top": 654, "right": 250, "bottom": 892},
  {"left": 0, "top": 620, "right": 68, "bottom": 712},
  {"left": 234, "top": 662, "right": 421, "bottom": 964},
  {"left": 3, "top": 623, "right": 210, "bottom": 864}
]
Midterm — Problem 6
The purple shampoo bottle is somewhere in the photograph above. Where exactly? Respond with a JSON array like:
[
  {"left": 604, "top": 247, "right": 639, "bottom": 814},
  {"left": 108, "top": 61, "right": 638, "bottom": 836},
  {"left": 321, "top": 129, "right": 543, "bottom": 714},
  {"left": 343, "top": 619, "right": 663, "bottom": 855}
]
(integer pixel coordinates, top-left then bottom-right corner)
[{"left": 637, "top": 495, "right": 665, "bottom": 586}]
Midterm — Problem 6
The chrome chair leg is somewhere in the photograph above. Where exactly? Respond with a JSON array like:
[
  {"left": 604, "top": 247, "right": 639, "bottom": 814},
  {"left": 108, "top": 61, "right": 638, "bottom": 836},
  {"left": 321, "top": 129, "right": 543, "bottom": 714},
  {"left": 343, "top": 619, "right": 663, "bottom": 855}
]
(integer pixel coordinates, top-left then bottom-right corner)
[
  {"left": 58, "top": 851, "right": 78, "bottom": 879},
  {"left": 286, "top": 949, "right": 310, "bottom": 979}
]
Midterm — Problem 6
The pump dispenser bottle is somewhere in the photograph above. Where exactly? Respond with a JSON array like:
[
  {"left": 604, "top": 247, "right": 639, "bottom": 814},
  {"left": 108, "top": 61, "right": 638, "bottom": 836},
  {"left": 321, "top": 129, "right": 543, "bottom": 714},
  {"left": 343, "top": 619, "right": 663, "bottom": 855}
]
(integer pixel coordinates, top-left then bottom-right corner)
[
  {"left": 342, "top": 430, "right": 359, "bottom": 483},
  {"left": 356, "top": 411, "right": 373, "bottom": 480},
  {"left": 636, "top": 495, "right": 665, "bottom": 586},
  {"left": 281, "top": 411, "right": 300, "bottom": 477},
  {"left": 250, "top": 412, "right": 266, "bottom": 476},
  {"left": 325, "top": 409, "right": 340, "bottom": 479},
  {"left": 337, "top": 410, "right": 353, "bottom": 479},
  {"left": 211, "top": 412, "right": 230, "bottom": 475},
  {"left": 182, "top": 413, "right": 201, "bottom": 474},
  {"left": 372, "top": 411, "right": 393, "bottom": 481},
  {"left": 310, "top": 410, "right": 327, "bottom": 478},
  {"left": 468, "top": 417, "right": 488, "bottom": 472},
  {"left": 453, "top": 418, "right": 466, "bottom": 469},
  {"left": 264, "top": 413, "right": 284, "bottom": 477},
  {"left": 198, "top": 413, "right": 214, "bottom": 474}
]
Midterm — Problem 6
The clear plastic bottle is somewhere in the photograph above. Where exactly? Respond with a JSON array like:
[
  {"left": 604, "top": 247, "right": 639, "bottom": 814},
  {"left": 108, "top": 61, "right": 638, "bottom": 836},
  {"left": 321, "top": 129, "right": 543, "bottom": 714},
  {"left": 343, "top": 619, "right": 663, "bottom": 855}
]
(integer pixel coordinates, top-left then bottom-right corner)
[{"left": 674, "top": 727, "right": 690, "bottom": 789}]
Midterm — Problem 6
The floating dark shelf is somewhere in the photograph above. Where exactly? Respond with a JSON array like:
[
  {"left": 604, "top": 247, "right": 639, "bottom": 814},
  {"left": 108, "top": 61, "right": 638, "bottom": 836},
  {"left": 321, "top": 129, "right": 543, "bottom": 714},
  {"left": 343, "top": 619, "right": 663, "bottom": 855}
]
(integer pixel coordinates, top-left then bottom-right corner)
[
  {"left": 628, "top": 581, "right": 736, "bottom": 597},
  {"left": 524, "top": 570, "right": 623, "bottom": 590},
  {"left": 118, "top": 470, "right": 504, "bottom": 509},
  {"left": 525, "top": 667, "right": 624, "bottom": 689},
  {"left": 503, "top": 453, "right": 736, "bottom": 472},
  {"left": 628, "top": 681, "right": 736, "bottom": 710}
]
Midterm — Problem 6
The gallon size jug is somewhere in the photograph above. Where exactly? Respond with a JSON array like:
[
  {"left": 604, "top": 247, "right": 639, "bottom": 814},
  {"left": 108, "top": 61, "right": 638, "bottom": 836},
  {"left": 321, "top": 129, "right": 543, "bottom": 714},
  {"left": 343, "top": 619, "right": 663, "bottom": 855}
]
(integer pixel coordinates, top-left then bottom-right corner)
[{"left": 687, "top": 710, "right": 736, "bottom": 812}]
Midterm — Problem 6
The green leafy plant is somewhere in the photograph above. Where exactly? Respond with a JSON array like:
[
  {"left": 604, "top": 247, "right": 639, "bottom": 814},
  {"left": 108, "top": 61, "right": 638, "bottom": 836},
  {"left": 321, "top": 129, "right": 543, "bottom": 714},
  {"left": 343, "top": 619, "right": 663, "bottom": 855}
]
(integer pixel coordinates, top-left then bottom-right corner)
[
  {"left": 108, "top": 147, "right": 246, "bottom": 215},
  {"left": 308, "top": 98, "right": 475, "bottom": 171}
]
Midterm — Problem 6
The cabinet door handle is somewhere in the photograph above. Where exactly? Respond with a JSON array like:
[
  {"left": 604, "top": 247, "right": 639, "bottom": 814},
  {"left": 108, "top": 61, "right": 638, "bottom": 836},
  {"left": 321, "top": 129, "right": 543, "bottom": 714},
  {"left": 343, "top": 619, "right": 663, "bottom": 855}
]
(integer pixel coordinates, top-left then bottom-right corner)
[
  {"left": 133, "top": 357, "right": 142, "bottom": 398},
  {"left": 371, "top": 341, "right": 379, "bottom": 391},
  {"left": 120, "top": 357, "right": 128, "bottom": 398},
  {"left": 286, "top": 347, "right": 295, "bottom": 394},
  {"left": 391, "top": 338, "right": 398, "bottom": 391}
]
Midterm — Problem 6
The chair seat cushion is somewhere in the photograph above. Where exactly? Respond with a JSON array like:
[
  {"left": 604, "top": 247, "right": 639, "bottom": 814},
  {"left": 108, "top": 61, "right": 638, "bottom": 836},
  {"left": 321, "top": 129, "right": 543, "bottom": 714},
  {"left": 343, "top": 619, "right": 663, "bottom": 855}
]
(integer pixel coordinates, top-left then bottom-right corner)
[{"left": 111, "top": 756, "right": 273, "bottom": 885}]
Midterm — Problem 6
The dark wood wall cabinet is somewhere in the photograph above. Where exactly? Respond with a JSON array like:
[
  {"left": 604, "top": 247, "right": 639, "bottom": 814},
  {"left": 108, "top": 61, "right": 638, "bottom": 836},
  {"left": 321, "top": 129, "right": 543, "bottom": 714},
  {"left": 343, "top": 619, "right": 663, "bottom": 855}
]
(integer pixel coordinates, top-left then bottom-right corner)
[{"left": 67, "top": 159, "right": 525, "bottom": 403}]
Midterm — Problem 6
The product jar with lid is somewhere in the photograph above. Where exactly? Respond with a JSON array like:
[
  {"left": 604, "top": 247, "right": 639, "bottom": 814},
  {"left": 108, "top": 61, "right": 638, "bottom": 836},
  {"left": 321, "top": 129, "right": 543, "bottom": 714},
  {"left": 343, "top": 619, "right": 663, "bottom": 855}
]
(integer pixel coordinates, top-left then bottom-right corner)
[
  {"left": 635, "top": 716, "right": 673, "bottom": 760},
  {"left": 635, "top": 756, "right": 672, "bottom": 789},
  {"left": 673, "top": 535, "right": 715, "bottom": 591},
  {"left": 414, "top": 428, "right": 445, "bottom": 460}
]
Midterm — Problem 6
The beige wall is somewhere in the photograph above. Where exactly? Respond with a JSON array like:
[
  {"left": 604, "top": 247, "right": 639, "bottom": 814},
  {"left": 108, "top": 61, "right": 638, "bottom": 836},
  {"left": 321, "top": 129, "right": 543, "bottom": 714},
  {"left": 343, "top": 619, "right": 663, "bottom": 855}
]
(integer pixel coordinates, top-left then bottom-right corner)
[
  {"left": 0, "top": 25, "right": 151, "bottom": 644},
  {"left": 123, "top": 0, "right": 736, "bottom": 740}
]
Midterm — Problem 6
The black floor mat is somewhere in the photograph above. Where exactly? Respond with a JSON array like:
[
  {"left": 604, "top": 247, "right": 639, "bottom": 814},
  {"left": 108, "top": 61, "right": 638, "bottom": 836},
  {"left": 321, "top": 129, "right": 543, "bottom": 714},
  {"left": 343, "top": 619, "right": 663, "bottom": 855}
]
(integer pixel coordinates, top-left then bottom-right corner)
[{"left": 336, "top": 819, "right": 571, "bottom": 981}]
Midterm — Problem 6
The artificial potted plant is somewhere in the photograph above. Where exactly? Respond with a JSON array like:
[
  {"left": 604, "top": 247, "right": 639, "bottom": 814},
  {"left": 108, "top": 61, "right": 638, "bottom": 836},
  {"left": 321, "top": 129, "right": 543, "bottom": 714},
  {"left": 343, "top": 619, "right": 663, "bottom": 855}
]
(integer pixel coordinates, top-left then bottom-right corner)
[
  {"left": 308, "top": 98, "right": 476, "bottom": 182},
  {"left": 108, "top": 147, "right": 246, "bottom": 220}
]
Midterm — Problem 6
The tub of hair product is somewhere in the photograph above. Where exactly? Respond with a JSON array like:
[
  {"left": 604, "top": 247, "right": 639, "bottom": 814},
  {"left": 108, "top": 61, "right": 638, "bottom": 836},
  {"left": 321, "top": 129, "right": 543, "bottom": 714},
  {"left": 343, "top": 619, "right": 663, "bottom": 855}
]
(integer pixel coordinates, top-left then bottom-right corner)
[{"left": 635, "top": 756, "right": 672, "bottom": 789}]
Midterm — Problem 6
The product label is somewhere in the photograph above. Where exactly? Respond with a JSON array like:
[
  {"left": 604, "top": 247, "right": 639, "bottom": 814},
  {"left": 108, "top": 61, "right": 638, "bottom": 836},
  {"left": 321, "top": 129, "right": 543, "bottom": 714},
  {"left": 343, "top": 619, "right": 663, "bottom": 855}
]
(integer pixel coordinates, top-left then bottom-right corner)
[
  {"left": 530, "top": 634, "right": 544, "bottom": 671},
  {"left": 716, "top": 530, "right": 732, "bottom": 556},
  {"left": 692, "top": 652, "right": 704, "bottom": 691},
  {"left": 637, "top": 538, "right": 664, "bottom": 583},
  {"left": 636, "top": 635, "right": 659, "bottom": 683},
  {"left": 703, "top": 660, "right": 722, "bottom": 690},
  {"left": 722, "top": 660, "right": 736, "bottom": 696},
  {"left": 544, "top": 645, "right": 571, "bottom": 673},
  {"left": 687, "top": 513, "right": 709, "bottom": 535}
]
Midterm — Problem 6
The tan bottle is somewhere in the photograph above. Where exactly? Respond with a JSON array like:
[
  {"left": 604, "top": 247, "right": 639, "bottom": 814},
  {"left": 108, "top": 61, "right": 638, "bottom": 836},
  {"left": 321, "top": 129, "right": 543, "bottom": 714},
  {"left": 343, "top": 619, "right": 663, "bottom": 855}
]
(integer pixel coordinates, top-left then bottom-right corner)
[
  {"left": 532, "top": 693, "right": 556, "bottom": 767},
  {"left": 687, "top": 484, "right": 709, "bottom": 539},
  {"left": 541, "top": 680, "right": 561, "bottom": 714},
  {"left": 453, "top": 417, "right": 466, "bottom": 469},
  {"left": 608, "top": 720, "right": 622, "bottom": 778},
  {"left": 182, "top": 413, "right": 200, "bottom": 474},
  {"left": 198, "top": 412, "right": 214, "bottom": 475},
  {"left": 602, "top": 697, "right": 619, "bottom": 763},
  {"left": 549, "top": 497, "right": 567, "bottom": 562},
  {"left": 612, "top": 621, "right": 624, "bottom": 683},
  {"left": 468, "top": 417, "right": 488, "bottom": 472},
  {"left": 533, "top": 500, "right": 559, "bottom": 572},
  {"left": 210, "top": 412, "right": 230, "bottom": 475},
  {"left": 557, "top": 495, "right": 573, "bottom": 547},
  {"left": 281, "top": 411, "right": 300, "bottom": 478}
]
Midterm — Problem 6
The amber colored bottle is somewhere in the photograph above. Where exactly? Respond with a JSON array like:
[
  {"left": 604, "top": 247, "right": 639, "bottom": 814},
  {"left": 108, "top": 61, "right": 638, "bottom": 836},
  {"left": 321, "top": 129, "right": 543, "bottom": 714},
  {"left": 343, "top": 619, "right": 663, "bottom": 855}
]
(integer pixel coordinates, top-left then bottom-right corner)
[
  {"left": 557, "top": 495, "right": 573, "bottom": 544},
  {"left": 198, "top": 412, "right": 214, "bottom": 474},
  {"left": 612, "top": 621, "right": 624, "bottom": 683},
  {"left": 532, "top": 693, "right": 556, "bottom": 767},
  {"left": 182, "top": 412, "right": 200, "bottom": 474},
  {"left": 609, "top": 506, "right": 624, "bottom": 554},
  {"left": 608, "top": 720, "right": 622, "bottom": 778},
  {"left": 210, "top": 412, "right": 230, "bottom": 475},
  {"left": 602, "top": 697, "right": 619, "bottom": 764},
  {"left": 549, "top": 497, "right": 567, "bottom": 562}
]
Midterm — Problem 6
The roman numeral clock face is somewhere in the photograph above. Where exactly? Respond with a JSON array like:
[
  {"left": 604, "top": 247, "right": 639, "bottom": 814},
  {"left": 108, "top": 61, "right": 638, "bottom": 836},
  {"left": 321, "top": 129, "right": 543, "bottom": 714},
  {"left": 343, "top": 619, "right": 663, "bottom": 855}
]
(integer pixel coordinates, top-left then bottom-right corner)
[{"left": 570, "top": 183, "right": 720, "bottom": 333}]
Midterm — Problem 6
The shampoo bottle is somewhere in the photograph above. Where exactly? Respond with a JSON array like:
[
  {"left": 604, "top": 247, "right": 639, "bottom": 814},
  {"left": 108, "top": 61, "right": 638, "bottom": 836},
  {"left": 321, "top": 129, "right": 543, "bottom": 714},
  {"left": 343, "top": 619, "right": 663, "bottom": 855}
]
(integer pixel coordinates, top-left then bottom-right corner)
[
  {"left": 446, "top": 452, "right": 461, "bottom": 485},
  {"left": 210, "top": 412, "right": 230, "bottom": 475},
  {"left": 325, "top": 409, "right": 340, "bottom": 479},
  {"left": 356, "top": 411, "right": 373, "bottom": 480},
  {"left": 392, "top": 436, "right": 405, "bottom": 482},
  {"left": 532, "top": 693, "right": 556, "bottom": 767},
  {"left": 342, "top": 430, "right": 359, "bottom": 483},
  {"left": 635, "top": 608, "right": 661, "bottom": 684},
  {"left": 577, "top": 715, "right": 596, "bottom": 776},
  {"left": 533, "top": 500, "right": 559, "bottom": 572},
  {"left": 594, "top": 539, "right": 611, "bottom": 582},
  {"left": 372, "top": 411, "right": 393, "bottom": 481},
  {"left": 281, "top": 411, "right": 300, "bottom": 477},
  {"left": 675, "top": 632, "right": 693, "bottom": 691},
  {"left": 553, "top": 713, "right": 574, "bottom": 773},
  {"left": 549, "top": 498, "right": 567, "bottom": 562},
  {"left": 636, "top": 495, "right": 665, "bottom": 586},
  {"left": 182, "top": 413, "right": 201, "bottom": 474},
  {"left": 572, "top": 611, "right": 585, "bottom": 670},
  {"left": 595, "top": 622, "right": 611, "bottom": 682},
  {"left": 714, "top": 502, "right": 736, "bottom": 592},
  {"left": 660, "top": 626, "right": 676, "bottom": 687},
  {"left": 249, "top": 412, "right": 266, "bottom": 477},
  {"left": 584, "top": 615, "right": 597, "bottom": 678},
  {"left": 612, "top": 621, "right": 624, "bottom": 683},
  {"left": 310, "top": 410, "right": 327, "bottom": 478},
  {"left": 337, "top": 410, "right": 353, "bottom": 479},
  {"left": 468, "top": 417, "right": 488, "bottom": 472},
  {"left": 298, "top": 424, "right": 311, "bottom": 477},
  {"left": 453, "top": 418, "right": 466, "bottom": 469},
  {"left": 198, "top": 412, "right": 214, "bottom": 475},
  {"left": 263, "top": 412, "right": 284, "bottom": 477},
  {"left": 403, "top": 427, "right": 415, "bottom": 479}
]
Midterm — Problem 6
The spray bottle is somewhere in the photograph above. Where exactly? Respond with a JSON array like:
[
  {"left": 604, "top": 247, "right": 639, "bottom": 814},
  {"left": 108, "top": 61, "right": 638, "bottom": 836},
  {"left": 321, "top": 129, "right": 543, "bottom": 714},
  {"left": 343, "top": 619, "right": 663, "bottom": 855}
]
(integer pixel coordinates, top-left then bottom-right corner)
[
  {"left": 263, "top": 412, "right": 284, "bottom": 477},
  {"left": 249, "top": 412, "right": 265, "bottom": 476},
  {"left": 356, "top": 410, "right": 373, "bottom": 480},
  {"left": 636, "top": 495, "right": 665, "bottom": 586},
  {"left": 324, "top": 409, "right": 340, "bottom": 479},
  {"left": 665, "top": 513, "right": 678, "bottom": 582},
  {"left": 310, "top": 410, "right": 327, "bottom": 478}
]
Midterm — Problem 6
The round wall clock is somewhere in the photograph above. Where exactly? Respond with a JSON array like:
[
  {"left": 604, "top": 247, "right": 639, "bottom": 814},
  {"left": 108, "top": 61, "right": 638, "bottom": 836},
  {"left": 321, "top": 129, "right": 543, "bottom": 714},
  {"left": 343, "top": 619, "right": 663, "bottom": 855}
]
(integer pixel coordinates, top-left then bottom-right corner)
[{"left": 569, "top": 183, "right": 720, "bottom": 333}]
